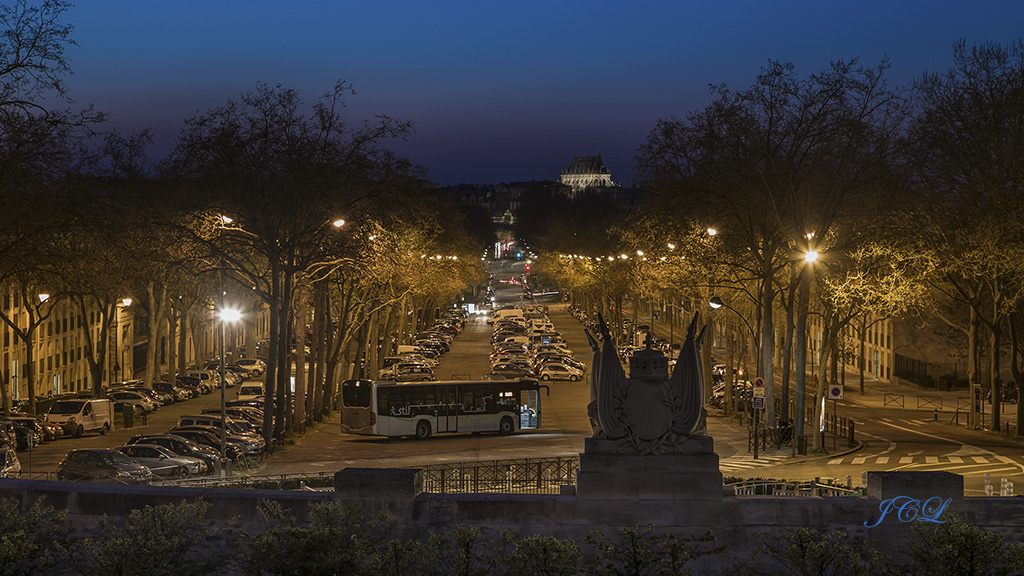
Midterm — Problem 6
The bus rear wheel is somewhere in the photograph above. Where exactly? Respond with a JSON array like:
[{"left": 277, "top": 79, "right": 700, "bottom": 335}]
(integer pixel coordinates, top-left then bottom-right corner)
[
  {"left": 498, "top": 417, "right": 514, "bottom": 436},
  {"left": 415, "top": 420, "right": 431, "bottom": 440}
]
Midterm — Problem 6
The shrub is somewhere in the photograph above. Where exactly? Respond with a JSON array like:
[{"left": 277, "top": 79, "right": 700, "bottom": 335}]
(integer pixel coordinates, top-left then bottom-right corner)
[
  {"left": 585, "top": 524, "right": 723, "bottom": 576},
  {"left": 236, "top": 500, "right": 397, "bottom": 576},
  {"left": 896, "top": 515, "right": 1024, "bottom": 576},
  {"left": 75, "top": 499, "right": 220, "bottom": 576},
  {"left": 750, "top": 527, "right": 879, "bottom": 576},
  {"left": 425, "top": 525, "right": 503, "bottom": 576},
  {"left": 0, "top": 497, "right": 70, "bottom": 576},
  {"left": 503, "top": 533, "right": 583, "bottom": 576}
]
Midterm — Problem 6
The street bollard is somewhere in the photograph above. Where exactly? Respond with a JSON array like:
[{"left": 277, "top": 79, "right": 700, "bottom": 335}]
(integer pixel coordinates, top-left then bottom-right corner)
[
  {"left": 934, "top": 409, "right": 938, "bottom": 421},
  {"left": 986, "top": 473, "right": 993, "bottom": 496},
  {"left": 846, "top": 474, "right": 852, "bottom": 489},
  {"left": 861, "top": 472, "right": 868, "bottom": 491}
]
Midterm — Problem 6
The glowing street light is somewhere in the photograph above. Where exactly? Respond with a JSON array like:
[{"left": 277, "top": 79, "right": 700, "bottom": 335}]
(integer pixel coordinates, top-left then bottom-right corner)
[
  {"left": 218, "top": 306, "right": 241, "bottom": 474},
  {"left": 804, "top": 250, "right": 819, "bottom": 263}
]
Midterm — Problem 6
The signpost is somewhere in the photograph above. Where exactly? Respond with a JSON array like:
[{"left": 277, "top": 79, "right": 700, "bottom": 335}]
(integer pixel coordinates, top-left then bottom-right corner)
[
  {"left": 827, "top": 385, "right": 844, "bottom": 450},
  {"left": 752, "top": 377, "right": 765, "bottom": 459}
]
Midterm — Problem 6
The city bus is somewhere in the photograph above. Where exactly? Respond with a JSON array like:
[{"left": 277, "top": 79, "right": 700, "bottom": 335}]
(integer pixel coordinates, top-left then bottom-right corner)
[{"left": 340, "top": 378, "right": 548, "bottom": 440}]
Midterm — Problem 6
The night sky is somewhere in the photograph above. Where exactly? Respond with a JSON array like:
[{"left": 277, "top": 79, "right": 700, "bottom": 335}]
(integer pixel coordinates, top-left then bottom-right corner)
[{"left": 61, "top": 0, "right": 1024, "bottom": 186}]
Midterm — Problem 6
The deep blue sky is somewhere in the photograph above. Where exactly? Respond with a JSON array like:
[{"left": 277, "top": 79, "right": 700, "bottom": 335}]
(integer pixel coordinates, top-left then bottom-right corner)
[{"left": 61, "top": 0, "right": 1024, "bottom": 186}]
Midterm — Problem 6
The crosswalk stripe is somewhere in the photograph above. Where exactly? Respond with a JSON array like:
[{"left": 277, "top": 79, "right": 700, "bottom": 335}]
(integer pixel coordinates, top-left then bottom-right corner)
[
  {"left": 926, "top": 456, "right": 938, "bottom": 463},
  {"left": 876, "top": 456, "right": 889, "bottom": 464},
  {"left": 828, "top": 458, "right": 843, "bottom": 465},
  {"left": 900, "top": 456, "right": 914, "bottom": 464},
  {"left": 972, "top": 456, "right": 989, "bottom": 464},
  {"left": 852, "top": 457, "right": 867, "bottom": 464},
  {"left": 948, "top": 456, "right": 963, "bottom": 463}
]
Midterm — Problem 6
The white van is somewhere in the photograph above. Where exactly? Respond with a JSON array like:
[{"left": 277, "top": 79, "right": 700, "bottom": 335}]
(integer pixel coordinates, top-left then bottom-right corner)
[
  {"left": 46, "top": 399, "right": 114, "bottom": 437},
  {"left": 237, "top": 383, "right": 265, "bottom": 401},
  {"left": 185, "top": 369, "right": 220, "bottom": 392}
]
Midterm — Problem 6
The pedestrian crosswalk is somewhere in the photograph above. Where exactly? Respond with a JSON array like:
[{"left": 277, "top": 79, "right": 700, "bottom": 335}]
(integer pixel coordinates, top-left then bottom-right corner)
[
  {"left": 827, "top": 454, "right": 1015, "bottom": 466},
  {"left": 719, "top": 453, "right": 793, "bottom": 472}
]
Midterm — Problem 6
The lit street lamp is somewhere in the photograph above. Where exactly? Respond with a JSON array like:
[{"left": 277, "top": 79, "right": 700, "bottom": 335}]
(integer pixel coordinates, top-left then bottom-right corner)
[
  {"left": 219, "top": 306, "right": 241, "bottom": 475},
  {"left": 709, "top": 295, "right": 763, "bottom": 458}
]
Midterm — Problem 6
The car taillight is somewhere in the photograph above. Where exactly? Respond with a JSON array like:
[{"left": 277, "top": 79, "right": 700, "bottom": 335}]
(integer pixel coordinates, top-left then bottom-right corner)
[{"left": 370, "top": 412, "right": 376, "bottom": 425}]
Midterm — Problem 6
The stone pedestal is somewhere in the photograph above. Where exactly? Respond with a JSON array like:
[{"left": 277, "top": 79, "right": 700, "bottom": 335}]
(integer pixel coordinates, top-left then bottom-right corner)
[{"left": 575, "top": 436, "right": 723, "bottom": 501}]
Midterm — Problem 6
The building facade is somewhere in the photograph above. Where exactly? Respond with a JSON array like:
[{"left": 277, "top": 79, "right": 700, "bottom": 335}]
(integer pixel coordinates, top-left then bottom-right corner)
[{"left": 560, "top": 155, "right": 617, "bottom": 195}]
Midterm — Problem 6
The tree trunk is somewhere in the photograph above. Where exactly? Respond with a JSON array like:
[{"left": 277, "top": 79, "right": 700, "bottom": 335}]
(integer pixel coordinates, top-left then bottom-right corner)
[
  {"left": 793, "top": 265, "right": 811, "bottom": 441},
  {"left": 263, "top": 257, "right": 280, "bottom": 450},
  {"left": 293, "top": 277, "right": 307, "bottom": 432},
  {"left": 781, "top": 283, "right": 796, "bottom": 422},
  {"left": 990, "top": 300, "right": 1002, "bottom": 432},
  {"left": 1010, "top": 315, "right": 1024, "bottom": 435},
  {"left": 144, "top": 281, "right": 167, "bottom": 386},
  {"left": 166, "top": 307, "right": 178, "bottom": 384},
  {"left": 276, "top": 262, "right": 293, "bottom": 438},
  {"left": 761, "top": 256, "right": 777, "bottom": 428}
]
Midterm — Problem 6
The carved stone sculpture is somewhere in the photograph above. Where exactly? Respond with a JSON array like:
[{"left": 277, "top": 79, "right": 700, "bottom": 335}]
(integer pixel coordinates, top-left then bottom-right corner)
[{"left": 585, "top": 312, "right": 708, "bottom": 454}]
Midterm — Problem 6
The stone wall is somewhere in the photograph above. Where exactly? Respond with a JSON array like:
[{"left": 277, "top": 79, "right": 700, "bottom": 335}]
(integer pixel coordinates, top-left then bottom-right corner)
[{"left": 2, "top": 469, "right": 1021, "bottom": 569}]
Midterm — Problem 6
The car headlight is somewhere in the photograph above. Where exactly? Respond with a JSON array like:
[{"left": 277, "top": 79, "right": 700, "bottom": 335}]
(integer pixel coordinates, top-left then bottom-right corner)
[{"left": 117, "top": 470, "right": 131, "bottom": 477}]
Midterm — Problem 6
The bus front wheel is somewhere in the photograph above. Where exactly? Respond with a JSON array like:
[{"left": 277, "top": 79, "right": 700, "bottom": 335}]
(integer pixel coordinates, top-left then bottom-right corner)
[
  {"left": 498, "top": 417, "right": 514, "bottom": 436},
  {"left": 415, "top": 420, "right": 431, "bottom": 440}
]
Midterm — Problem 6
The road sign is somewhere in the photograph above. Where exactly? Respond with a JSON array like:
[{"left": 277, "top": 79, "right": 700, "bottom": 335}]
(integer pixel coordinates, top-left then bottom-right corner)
[
  {"left": 752, "top": 396, "right": 765, "bottom": 410},
  {"left": 753, "top": 387, "right": 766, "bottom": 398},
  {"left": 828, "top": 385, "right": 844, "bottom": 400},
  {"left": 753, "top": 377, "right": 764, "bottom": 388}
]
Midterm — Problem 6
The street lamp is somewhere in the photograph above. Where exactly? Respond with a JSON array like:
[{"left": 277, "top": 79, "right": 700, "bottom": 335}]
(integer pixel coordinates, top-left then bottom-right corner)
[
  {"left": 218, "top": 306, "right": 241, "bottom": 475},
  {"left": 113, "top": 298, "right": 132, "bottom": 383},
  {"left": 709, "top": 296, "right": 758, "bottom": 364},
  {"left": 710, "top": 295, "right": 767, "bottom": 457}
]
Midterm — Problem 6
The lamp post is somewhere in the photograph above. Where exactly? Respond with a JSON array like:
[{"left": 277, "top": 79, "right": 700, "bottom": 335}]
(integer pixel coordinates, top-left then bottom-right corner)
[
  {"left": 709, "top": 296, "right": 758, "bottom": 368},
  {"left": 218, "top": 306, "right": 241, "bottom": 475},
  {"left": 710, "top": 295, "right": 762, "bottom": 457}
]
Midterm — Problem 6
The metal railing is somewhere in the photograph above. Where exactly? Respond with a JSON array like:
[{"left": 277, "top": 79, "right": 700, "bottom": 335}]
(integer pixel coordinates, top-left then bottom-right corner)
[
  {"left": 727, "top": 479, "right": 861, "bottom": 497},
  {"left": 420, "top": 457, "right": 578, "bottom": 495},
  {"left": 917, "top": 395, "right": 943, "bottom": 410}
]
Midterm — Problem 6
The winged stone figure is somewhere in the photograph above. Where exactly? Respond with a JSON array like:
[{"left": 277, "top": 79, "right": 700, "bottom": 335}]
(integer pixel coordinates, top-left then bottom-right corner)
[{"left": 590, "top": 312, "right": 708, "bottom": 453}]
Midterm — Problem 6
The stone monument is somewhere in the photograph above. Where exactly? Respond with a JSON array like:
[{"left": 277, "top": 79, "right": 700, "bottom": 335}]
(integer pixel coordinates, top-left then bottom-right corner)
[{"left": 577, "top": 313, "right": 723, "bottom": 500}]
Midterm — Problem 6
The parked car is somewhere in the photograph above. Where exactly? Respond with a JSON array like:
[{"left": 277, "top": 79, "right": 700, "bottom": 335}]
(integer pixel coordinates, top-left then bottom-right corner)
[
  {"left": 169, "top": 425, "right": 262, "bottom": 459},
  {"left": 0, "top": 449, "right": 21, "bottom": 477},
  {"left": 44, "top": 399, "right": 114, "bottom": 437},
  {"left": 225, "top": 398, "right": 265, "bottom": 411},
  {"left": 165, "top": 427, "right": 243, "bottom": 460},
  {"left": 114, "top": 444, "right": 205, "bottom": 479},
  {"left": 7, "top": 413, "right": 63, "bottom": 442},
  {"left": 106, "top": 390, "right": 157, "bottom": 413},
  {"left": 184, "top": 369, "right": 223, "bottom": 390},
  {"left": 153, "top": 381, "right": 190, "bottom": 402},
  {"left": 0, "top": 418, "right": 42, "bottom": 450},
  {"left": 234, "top": 358, "right": 266, "bottom": 376},
  {"left": 236, "top": 383, "right": 265, "bottom": 402},
  {"left": 200, "top": 407, "right": 263, "bottom": 434},
  {"left": 536, "top": 363, "right": 584, "bottom": 382},
  {"left": 126, "top": 433, "right": 225, "bottom": 473},
  {"left": 56, "top": 448, "right": 153, "bottom": 484},
  {"left": 175, "top": 375, "right": 204, "bottom": 396},
  {"left": 489, "top": 362, "right": 534, "bottom": 378},
  {"left": 380, "top": 363, "right": 435, "bottom": 382}
]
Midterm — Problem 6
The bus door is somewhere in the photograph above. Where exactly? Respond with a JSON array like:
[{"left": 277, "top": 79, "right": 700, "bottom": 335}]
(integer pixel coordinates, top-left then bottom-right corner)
[
  {"left": 435, "top": 385, "right": 458, "bottom": 433},
  {"left": 520, "top": 388, "right": 540, "bottom": 429}
]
